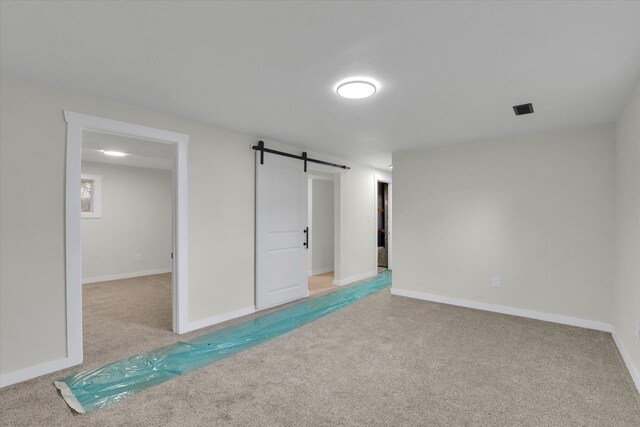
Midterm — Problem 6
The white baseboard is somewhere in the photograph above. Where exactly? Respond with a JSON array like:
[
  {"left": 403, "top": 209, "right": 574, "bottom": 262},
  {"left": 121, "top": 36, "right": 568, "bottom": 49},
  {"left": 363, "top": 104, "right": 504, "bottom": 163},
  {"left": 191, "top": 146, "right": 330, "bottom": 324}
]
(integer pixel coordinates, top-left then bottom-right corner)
[
  {"left": 1, "top": 356, "right": 78, "bottom": 388},
  {"left": 182, "top": 305, "right": 256, "bottom": 334},
  {"left": 612, "top": 328, "right": 640, "bottom": 393},
  {"left": 333, "top": 270, "right": 378, "bottom": 287},
  {"left": 309, "top": 267, "right": 334, "bottom": 276},
  {"left": 4, "top": 289, "right": 636, "bottom": 396},
  {"left": 1, "top": 304, "right": 254, "bottom": 388},
  {"left": 83, "top": 268, "right": 172, "bottom": 284},
  {"left": 390, "top": 288, "right": 613, "bottom": 332}
]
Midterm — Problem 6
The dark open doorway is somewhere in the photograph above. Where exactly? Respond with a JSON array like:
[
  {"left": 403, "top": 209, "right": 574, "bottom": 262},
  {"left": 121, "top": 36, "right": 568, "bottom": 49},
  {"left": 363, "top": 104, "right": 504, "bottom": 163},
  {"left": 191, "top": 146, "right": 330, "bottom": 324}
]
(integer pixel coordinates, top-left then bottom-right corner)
[{"left": 377, "top": 181, "right": 389, "bottom": 268}]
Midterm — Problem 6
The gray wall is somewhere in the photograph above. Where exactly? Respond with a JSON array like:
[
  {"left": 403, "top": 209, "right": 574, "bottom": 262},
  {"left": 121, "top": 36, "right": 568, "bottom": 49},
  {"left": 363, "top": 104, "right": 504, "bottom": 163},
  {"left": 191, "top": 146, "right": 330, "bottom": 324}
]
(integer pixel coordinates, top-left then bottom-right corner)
[
  {"left": 81, "top": 162, "right": 172, "bottom": 282},
  {"left": 393, "top": 124, "right": 615, "bottom": 323}
]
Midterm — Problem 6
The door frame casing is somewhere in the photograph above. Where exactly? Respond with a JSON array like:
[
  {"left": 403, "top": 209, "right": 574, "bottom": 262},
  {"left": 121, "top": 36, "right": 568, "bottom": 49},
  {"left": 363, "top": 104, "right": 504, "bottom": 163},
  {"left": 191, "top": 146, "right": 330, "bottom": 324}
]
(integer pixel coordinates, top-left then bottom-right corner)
[{"left": 63, "top": 111, "right": 190, "bottom": 368}]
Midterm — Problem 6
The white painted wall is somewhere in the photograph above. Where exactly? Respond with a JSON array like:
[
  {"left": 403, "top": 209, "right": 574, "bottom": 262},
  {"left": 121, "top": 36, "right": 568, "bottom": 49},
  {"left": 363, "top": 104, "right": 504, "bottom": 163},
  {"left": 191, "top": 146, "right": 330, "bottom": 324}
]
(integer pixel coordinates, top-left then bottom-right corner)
[
  {"left": 309, "top": 179, "right": 334, "bottom": 275},
  {"left": 332, "top": 167, "right": 391, "bottom": 285},
  {"left": 0, "top": 74, "right": 386, "bottom": 378},
  {"left": 393, "top": 125, "right": 616, "bottom": 323},
  {"left": 613, "top": 82, "right": 640, "bottom": 387},
  {"left": 81, "top": 161, "right": 172, "bottom": 282}
]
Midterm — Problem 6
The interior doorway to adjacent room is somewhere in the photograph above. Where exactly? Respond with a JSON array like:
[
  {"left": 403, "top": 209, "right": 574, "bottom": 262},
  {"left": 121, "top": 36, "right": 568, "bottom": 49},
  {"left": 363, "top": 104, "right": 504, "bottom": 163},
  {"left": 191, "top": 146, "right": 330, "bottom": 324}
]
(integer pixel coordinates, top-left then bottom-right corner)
[
  {"left": 377, "top": 180, "right": 390, "bottom": 270},
  {"left": 80, "top": 131, "right": 175, "bottom": 360},
  {"left": 64, "top": 112, "right": 189, "bottom": 369},
  {"left": 307, "top": 172, "right": 338, "bottom": 296},
  {"left": 254, "top": 143, "right": 347, "bottom": 310}
]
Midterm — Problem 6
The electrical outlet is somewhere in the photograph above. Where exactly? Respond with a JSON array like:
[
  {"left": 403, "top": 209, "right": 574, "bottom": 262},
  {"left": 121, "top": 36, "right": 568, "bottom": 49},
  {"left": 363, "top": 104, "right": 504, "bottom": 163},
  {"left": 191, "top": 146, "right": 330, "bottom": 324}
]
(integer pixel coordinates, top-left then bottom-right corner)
[
  {"left": 491, "top": 276, "right": 501, "bottom": 288},
  {"left": 136, "top": 254, "right": 142, "bottom": 263}
]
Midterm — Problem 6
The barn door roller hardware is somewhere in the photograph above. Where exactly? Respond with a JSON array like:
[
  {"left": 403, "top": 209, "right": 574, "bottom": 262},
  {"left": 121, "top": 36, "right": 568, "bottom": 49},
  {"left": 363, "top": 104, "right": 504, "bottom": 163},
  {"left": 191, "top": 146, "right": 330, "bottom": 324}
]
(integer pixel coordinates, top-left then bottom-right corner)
[{"left": 252, "top": 141, "right": 350, "bottom": 171}]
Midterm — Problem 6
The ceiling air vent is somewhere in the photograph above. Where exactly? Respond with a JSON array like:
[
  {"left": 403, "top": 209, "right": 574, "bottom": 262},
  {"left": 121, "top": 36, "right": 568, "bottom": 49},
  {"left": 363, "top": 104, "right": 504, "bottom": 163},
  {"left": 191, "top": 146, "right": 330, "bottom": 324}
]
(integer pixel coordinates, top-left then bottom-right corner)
[{"left": 513, "top": 103, "right": 534, "bottom": 116}]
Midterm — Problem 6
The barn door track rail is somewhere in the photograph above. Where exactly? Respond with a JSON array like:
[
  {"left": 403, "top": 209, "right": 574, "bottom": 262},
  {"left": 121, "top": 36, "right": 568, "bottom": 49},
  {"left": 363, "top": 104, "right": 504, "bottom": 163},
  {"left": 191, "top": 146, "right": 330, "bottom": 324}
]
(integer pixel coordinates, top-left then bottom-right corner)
[{"left": 252, "top": 140, "right": 350, "bottom": 172}]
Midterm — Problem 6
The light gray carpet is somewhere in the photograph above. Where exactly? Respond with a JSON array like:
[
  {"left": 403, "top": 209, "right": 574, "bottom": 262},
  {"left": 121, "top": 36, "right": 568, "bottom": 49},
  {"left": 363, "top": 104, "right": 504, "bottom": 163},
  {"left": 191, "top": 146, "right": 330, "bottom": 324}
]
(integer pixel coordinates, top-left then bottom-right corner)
[{"left": 1, "top": 274, "right": 638, "bottom": 426}]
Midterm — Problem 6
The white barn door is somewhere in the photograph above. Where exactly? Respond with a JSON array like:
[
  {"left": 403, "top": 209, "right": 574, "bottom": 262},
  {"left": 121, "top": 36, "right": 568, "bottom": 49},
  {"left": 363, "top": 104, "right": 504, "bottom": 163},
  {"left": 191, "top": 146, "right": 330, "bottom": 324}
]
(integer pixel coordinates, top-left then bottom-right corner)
[{"left": 256, "top": 152, "right": 308, "bottom": 310}]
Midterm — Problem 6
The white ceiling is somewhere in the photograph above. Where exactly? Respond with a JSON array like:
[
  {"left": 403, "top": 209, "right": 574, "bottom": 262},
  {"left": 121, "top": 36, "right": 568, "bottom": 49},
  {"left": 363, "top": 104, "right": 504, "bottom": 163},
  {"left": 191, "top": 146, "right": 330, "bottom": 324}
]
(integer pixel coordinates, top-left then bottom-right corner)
[
  {"left": 2, "top": 1, "right": 640, "bottom": 169},
  {"left": 82, "top": 131, "right": 174, "bottom": 170}
]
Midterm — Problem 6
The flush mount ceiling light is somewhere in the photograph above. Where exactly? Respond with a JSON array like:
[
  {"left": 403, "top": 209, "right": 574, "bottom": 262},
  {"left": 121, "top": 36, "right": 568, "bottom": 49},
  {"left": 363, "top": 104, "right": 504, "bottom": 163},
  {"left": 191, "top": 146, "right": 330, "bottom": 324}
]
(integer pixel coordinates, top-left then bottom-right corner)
[
  {"left": 101, "top": 150, "right": 127, "bottom": 157},
  {"left": 335, "top": 77, "right": 379, "bottom": 99}
]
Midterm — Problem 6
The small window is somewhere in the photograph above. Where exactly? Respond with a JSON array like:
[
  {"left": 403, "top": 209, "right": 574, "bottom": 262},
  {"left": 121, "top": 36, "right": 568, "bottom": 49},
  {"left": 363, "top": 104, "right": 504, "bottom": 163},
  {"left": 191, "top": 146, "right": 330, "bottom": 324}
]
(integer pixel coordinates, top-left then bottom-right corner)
[{"left": 81, "top": 174, "right": 102, "bottom": 218}]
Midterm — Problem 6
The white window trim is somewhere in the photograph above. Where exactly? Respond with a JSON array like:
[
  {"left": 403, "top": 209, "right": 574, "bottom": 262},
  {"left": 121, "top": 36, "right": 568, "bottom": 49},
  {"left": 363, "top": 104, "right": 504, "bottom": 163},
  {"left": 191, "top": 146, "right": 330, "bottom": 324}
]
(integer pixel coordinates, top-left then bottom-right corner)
[{"left": 81, "top": 174, "right": 102, "bottom": 218}]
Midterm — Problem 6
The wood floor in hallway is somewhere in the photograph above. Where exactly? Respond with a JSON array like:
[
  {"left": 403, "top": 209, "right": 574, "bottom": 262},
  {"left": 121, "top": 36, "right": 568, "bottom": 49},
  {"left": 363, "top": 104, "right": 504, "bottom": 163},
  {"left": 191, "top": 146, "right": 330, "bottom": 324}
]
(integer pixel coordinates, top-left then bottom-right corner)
[{"left": 308, "top": 272, "right": 337, "bottom": 296}]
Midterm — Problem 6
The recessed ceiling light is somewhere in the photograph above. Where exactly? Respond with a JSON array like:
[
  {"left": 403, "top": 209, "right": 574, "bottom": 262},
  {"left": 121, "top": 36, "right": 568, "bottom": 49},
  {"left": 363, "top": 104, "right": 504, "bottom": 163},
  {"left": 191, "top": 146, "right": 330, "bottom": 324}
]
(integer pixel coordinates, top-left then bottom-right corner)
[
  {"left": 335, "top": 77, "right": 379, "bottom": 99},
  {"left": 102, "top": 150, "right": 127, "bottom": 157},
  {"left": 388, "top": 165, "right": 393, "bottom": 169}
]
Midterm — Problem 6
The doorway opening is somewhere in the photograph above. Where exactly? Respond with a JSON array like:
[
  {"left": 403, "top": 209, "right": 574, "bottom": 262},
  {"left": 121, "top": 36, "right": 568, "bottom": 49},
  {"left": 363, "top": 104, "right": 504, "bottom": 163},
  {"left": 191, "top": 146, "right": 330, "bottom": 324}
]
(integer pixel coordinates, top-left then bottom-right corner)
[
  {"left": 377, "top": 181, "right": 389, "bottom": 270},
  {"left": 254, "top": 143, "right": 346, "bottom": 310},
  {"left": 307, "top": 172, "right": 337, "bottom": 296},
  {"left": 64, "top": 111, "right": 189, "bottom": 369},
  {"left": 80, "top": 131, "right": 175, "bottom": 360}
]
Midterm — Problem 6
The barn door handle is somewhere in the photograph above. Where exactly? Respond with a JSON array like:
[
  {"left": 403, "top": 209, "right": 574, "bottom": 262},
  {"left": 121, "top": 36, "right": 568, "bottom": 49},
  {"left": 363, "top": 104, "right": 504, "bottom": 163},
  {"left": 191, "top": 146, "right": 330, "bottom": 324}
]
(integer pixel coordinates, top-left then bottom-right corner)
[{"left": 303, "top": 227, "right": 309, "bottom": 249}]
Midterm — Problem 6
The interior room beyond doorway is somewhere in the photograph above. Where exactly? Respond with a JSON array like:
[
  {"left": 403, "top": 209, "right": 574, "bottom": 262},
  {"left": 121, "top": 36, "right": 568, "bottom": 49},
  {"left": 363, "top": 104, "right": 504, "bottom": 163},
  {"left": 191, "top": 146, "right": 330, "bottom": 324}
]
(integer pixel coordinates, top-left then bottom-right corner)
[{"left": 81, "top": 130, "right": 175, "bottom": 364}]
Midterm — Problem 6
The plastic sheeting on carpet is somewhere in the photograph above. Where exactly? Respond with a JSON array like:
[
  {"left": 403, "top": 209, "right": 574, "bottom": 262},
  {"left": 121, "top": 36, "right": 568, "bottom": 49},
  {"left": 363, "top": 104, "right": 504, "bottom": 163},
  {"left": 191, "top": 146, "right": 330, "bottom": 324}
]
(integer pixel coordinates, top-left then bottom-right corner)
[{"left": 55, "top": 270, "right": 391, "bottom": 413}]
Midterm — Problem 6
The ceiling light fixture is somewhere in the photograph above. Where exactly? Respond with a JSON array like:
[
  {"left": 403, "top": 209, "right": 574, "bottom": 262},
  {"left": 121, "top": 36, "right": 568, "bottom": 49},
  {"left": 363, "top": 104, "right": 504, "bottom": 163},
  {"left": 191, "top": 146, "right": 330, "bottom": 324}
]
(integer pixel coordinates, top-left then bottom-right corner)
[
  {"left": 389, "top": 165, "right": 393, "bottom": 169},
  {"left": 335, "top": 77, "right": 379, "bottom": 99},
  {"left": 102, "top": 150, "right": 127, "bottom": 157}
]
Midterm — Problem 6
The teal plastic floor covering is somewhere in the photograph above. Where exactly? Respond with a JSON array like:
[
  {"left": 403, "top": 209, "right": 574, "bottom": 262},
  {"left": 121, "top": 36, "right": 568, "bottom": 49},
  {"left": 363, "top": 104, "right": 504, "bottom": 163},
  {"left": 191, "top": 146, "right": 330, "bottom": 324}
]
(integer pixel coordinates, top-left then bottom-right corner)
[{"left": 55, "top": 270, "right": 391, "bottom": 413}]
